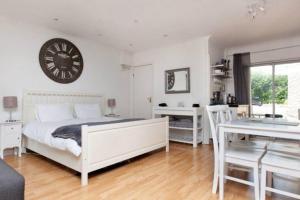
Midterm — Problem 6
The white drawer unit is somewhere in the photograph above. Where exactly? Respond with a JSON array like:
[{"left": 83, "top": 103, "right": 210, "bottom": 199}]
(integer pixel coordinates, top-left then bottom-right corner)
[{"left": 0, "top": 122, "right": 22, "bottom": 159}]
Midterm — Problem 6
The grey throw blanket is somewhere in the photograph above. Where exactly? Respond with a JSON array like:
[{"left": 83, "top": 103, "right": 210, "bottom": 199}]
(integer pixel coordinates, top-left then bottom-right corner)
[{"left": 52, "top": 118, "right": 143, "bottom": 146}]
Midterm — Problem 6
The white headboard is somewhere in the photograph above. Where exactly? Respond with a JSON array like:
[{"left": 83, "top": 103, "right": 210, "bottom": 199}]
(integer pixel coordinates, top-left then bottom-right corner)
[{"left": 22, "top": 90, "right": 105, "bottom": 124}]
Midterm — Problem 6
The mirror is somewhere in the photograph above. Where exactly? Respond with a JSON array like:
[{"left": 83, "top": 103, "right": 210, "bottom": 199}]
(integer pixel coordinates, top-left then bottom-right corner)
[{"left": 165, "top": 68, "right": 190, "bottom": 94}]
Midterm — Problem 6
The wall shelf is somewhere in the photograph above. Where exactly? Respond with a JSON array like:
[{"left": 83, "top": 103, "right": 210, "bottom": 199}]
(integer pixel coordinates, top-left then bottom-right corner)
[
  {"left": 211, "top": 74, "right": 231, "bottom": 79},
  {"left": 211, "top": 65, "right": 230, "bottom": 71},
  {"left": 211, "top": 64, "right": 225, "bottom": 68}
]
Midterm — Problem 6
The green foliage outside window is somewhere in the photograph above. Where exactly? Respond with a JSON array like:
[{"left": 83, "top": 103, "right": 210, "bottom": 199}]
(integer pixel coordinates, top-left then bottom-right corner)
[{"left": 251, "top": 73, "right": 288, "bottom": 104}]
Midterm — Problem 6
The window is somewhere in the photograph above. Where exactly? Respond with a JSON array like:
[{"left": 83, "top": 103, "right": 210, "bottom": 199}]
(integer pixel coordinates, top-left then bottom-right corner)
[{"left": 250, "top": 62, "right": 300, "bottom": 120}]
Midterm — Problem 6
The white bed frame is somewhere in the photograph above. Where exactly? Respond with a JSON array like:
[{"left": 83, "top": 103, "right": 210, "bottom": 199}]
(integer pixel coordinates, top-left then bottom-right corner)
[{"left": 22, "top": 90, "right": 169, "bottom": 186}]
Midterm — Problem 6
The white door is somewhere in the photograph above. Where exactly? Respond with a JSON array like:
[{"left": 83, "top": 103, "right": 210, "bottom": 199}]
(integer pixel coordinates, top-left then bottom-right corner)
[{"left": 132, "top": 65, "right": 153, "bottom": 119}]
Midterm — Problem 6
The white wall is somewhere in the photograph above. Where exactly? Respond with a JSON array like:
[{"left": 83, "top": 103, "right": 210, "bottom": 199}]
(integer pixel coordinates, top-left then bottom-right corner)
[
  {"left": 208, "top": 38, "right": 226, "bottom": 96},
  {"left": 133, "top": 36, "right": 211, "bottom": 107},
  {"left": 209, "top": 38, "right": 225, "bottom": 68},
  {"left": 133, "top": 36, "right": 211, "bottom": 142},
  {"left": 0, "top": 17, "right": 132, "bottom": 121},
  {"left": 224, "top": 35, "right": 300, "bottom": 95}
]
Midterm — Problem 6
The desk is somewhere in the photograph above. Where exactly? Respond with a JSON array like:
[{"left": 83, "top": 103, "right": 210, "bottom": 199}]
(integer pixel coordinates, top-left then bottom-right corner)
[
  {"left": 218, "top": 119, "right": 300, "bottom": 200},
  {"left": 153, "top": 107, "right": 205, "bottom": 147}
]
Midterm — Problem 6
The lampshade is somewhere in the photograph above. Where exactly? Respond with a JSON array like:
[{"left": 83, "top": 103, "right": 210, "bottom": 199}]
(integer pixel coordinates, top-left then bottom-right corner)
[
  {"left": 3, "top": 96, "right": 18, "bottom": 109},
  {"left": 107, "top": 98, "right": 116, "bottom": 108}
]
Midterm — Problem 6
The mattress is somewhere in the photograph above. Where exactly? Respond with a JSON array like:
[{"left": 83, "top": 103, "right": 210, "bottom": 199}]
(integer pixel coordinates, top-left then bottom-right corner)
[{"left": 23, "top": 117, "right": 120, "bottom": 156}]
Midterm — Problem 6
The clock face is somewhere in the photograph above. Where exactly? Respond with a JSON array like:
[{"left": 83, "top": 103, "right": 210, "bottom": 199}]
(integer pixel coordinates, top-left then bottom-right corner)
[
  {"left": 167, "top": 72, "right": 175, "bottom": 90},
  {"left": 39, "top": 38, "right": 83, "bottom": 84}
]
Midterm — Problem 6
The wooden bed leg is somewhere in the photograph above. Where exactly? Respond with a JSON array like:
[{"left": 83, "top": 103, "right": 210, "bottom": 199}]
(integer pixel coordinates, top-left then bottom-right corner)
[
  {"left": 81, "top": 172, "right": 88, "bottom": 186},
  {"left": 166, "top": 142, "right": 169, "bottom": 152},
  {"left": 166, "top": 116, "right": 169, "bottom": 152},
  {"left": 81, "top": 125, "right": 89, "bottom": 187}
]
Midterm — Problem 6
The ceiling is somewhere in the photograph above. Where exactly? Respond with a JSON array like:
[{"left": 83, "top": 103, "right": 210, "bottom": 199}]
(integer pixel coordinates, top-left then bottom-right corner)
[{"left": 1, "top": 0, "right": 300, "bottom": 52}]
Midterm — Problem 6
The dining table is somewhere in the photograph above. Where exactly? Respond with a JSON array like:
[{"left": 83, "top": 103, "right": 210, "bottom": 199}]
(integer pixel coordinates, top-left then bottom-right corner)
[{"left": 218, "top": 118, "right": 300, "bottom": 200}]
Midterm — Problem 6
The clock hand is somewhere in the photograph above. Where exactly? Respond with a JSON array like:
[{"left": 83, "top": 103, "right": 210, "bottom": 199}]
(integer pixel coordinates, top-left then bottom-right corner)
[{"left": 58, "top": 53, "right": 70, "bottom": 59}]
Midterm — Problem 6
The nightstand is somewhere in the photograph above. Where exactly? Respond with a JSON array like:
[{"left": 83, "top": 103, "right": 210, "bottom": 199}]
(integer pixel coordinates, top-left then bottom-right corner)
[{"left": 0, "top": 122, "right": 22, "bottom": 159}]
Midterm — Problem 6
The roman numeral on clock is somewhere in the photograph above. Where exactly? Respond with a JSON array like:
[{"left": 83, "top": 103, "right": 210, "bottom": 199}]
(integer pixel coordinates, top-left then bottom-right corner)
[
  {"left": 62, "top": 43, "right": 67, "bottom": 52},
  {"left": 72, "top": 66, "right": 79, "bottom": 73},
  {"left": 47, "top": 62, "right": 55, "bottom": 70},
  {"left": 53, "top": 68, "right": 59, "bottom": 77},
  {"left": 54, "top": 43, "right": 60, "bottom": 51},
  {"left": 73, "top": 61, "right": 80, "bottom": 66},
  {"left": 68, "top": 71, "right": 73, "bottom": 78},
  {"left": 47, "top": 48, "right": 55, "bottom": 55},
  {"left": 61, "top": 71, "right": 66, "bottom": 79},
  {"left": 45, "top": 56, "right": 54, "bottom": 61}
]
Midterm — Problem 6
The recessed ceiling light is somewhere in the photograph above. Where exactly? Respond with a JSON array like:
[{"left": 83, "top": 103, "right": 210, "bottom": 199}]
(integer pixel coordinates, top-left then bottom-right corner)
[
  {"left": 97, "top": 33, "right": 103, "bottom": 37},
  {"left": 129, "top": 43, "right": 133, "bottom": 47},
  {"left": 53, "top": 18, "right": 59, "bottom": 21},
  {"left": 163, "top": 34, "right": 169, "bottom": 38},
  {"left": 133, "top": 19, "right": 139, "bottom": 23}
]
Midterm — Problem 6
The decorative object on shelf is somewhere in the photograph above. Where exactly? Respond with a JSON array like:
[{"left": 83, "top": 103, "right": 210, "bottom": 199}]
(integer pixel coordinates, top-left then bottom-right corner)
[
  {"left": 221, "top": 59, "right": 230, "bottom": 69},
  {"left": 227, "top": 93, "right": 232, "bottom": 104},
  {"left": 107, "top": 98, "right": 116, "bottom": 115},
  {"left": 158, "top": 103, "right": 168, "bottom": 107},
  {"left": 165, "top": 68, "right": 190, "bottom": 94},
  {"left": 39, "top": 38, "right": 83, "bottom": 84},
  {"left": 247, "top": 0, "right": 266, "bottom": 20},
  {"left": 210, "top": 91, "right": 224, "bottom": 105},
  {"left": 227, "top": 93, "right": 238, "bottom": 106},
  {"left": 3, "top": 96, "right": 18, "bottom": 122},
  {"left": 211, "top": 59, "right": 230, "bottom": 79}
]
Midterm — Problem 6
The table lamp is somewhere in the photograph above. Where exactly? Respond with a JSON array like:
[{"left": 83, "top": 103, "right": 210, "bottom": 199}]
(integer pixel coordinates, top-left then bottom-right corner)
[
  {"left": 107, "top": 98, "right": 116, "bottom": 115},
  {"left": 3, "top": 96, "right": 18, "bottom": 122}
]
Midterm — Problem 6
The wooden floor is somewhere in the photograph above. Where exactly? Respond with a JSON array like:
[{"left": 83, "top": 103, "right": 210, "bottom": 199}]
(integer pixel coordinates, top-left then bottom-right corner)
[{"left": 4, "top": 143, "right": 294, "bottom": 200}]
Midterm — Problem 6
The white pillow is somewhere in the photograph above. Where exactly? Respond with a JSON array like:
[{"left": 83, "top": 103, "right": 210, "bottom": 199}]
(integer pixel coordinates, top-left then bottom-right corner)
[
  {"left": 36, "top": 104, "right": 74, "bottom": 122},
  {"left": 74, "top": 104, "right": 102, "bottom": 119}
]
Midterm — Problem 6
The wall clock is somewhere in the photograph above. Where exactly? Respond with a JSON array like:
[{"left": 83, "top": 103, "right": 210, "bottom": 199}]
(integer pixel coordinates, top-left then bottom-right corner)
[{"left": 39, "top": 38, "right": 83, "bottom": 84}]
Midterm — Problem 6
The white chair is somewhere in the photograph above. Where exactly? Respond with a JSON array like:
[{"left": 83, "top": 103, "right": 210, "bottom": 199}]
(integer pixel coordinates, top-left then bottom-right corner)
[
  {"left": 208, "top": 105, "right": 267, "bottom": 150},
  {"left": 260, "top": 152, "right": 300, "bottom": 200},
  {"left": 268, "top": 140, "right": 300, "bottom": 156},
  {"left": 260, "top": 140, "right": 300, "bottom": 199},
  {"left": 206, "top": 105, "right": 266, "bottom": 200}
]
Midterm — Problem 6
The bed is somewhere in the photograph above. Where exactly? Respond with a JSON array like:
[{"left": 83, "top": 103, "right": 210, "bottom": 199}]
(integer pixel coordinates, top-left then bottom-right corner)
[{"left": 22, "top": 90, "right": 169, "bottom": 186}]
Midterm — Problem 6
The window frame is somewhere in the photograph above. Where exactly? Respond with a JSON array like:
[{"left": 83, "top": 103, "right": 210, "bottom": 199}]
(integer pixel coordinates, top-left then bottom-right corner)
[{"left": 250, "top": 60, "right": 300, "bottom": 118}]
